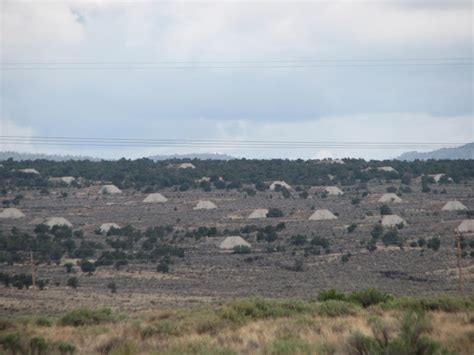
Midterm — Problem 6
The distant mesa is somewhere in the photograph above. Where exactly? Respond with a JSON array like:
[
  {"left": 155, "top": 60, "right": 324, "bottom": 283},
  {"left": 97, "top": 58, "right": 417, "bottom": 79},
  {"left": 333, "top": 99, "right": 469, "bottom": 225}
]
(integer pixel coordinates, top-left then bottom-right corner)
[
  {"left": 456, "top": 220, "right": 474, "bottom": 234},
  {"left": 99, "top": 223, "right": 120, "bottom": 234},
  {"left": 248, "top": 208, "right": 269, "bottom": 219},
  {"left": 269, "top": 181, "right": 292, "bottom": 191},
  {"left": 378, "top": 193, "right": 402, "bottom": 203},
  {"left": 219, "top": 236, "right": 251, "bottom": 250},
  {"left": 442, "top": 200, "right": 467, "bottom": 211},
  {"left": 309, "top": 209, "right": 338, "bottom": 221},
  {"left": 143, "top": 193, "right": 168, "bottom": 203},
  {"left": 0, "top": 208, "right": 25, "bottom": 219},
  {"left": 194, "top": 200, "right": 217, "bottom": 210},
  {"left": 45, "top": 217, "right": 73, "bottom": 228},
  {"left": 148, "top": 153, "right": 235, "bottom": 161},
  {"left": 398, "top": 143, "right": 474, "bottom": 161},
  {"left": 99, "top": 184, "right": 122, "bottom": 195},
  {"left": 381, "top": 215, "right": 406, "bottom": 227}
]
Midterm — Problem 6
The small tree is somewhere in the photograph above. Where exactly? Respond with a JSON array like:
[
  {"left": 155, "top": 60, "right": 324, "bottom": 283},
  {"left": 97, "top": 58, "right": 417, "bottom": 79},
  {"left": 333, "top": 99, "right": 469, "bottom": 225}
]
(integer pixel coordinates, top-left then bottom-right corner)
[
  {"left": 371, "top": 224, "right": 384, "bottom": 239},
  {"left": 267, "top": 208, "right": 284, "bottom": 218},
  {"left": 107, "top": 282, "right": 117, "bottom": 294},
  {"left": 347, "top": 224, "right": 357, "bottom": 233},
  {"left": 64, "top": 263, "right": 74, "bottom": 273},
  {"left": 233, "top": 245, "right": 251, "bottom": 254},
  {"left": 157, "top": 260, "right": 169, "bottom": 273},
  {"left": 80, "top": 260, "right": 96, "bottom": 274},
  {"left": 380, "top": 205, "right": 392, "bottom": 215},
  {"left": 67, "top": 277, "right": 78, "bottom": 290}
]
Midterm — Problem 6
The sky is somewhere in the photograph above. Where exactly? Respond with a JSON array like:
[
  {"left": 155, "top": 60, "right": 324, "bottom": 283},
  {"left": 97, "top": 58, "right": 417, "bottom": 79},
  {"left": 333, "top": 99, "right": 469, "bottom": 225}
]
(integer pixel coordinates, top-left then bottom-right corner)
[{"left": 0, "top": 0, "right": 473, "bottom": 160}]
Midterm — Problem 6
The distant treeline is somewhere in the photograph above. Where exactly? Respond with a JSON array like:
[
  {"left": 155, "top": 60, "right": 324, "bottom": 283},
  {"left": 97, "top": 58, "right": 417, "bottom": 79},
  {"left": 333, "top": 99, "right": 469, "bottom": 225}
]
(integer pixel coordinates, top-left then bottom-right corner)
[{"left": 1, "top": 158, "right": 473, "bottom": 191}]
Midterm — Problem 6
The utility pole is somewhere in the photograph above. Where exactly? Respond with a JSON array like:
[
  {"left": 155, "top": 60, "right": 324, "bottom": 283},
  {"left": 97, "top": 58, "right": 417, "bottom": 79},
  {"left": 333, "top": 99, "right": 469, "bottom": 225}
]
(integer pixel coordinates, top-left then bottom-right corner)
[
  {"left": 30, "top": 251, "right": 37, "bottom": 313},
  {"left": 455, "top": 231, "right": 464, "bottom": 294}
]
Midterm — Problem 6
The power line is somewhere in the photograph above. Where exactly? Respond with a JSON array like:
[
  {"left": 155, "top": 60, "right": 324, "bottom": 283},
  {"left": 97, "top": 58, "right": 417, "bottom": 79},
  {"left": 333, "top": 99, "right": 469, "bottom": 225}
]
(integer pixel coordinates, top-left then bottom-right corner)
[
  {"left": 1, "top": 58, "right": 472, "bottom": 71},
  {"left": 0, "top": 136, "right": 469, "bottom": 150}
]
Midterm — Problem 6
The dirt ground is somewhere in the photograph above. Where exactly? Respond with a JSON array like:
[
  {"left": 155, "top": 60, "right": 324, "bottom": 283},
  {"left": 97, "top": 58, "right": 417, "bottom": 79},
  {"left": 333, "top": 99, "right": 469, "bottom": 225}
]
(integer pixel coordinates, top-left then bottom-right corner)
[{"left": 1, "top": 180, "right": 473, "bottom": 315}]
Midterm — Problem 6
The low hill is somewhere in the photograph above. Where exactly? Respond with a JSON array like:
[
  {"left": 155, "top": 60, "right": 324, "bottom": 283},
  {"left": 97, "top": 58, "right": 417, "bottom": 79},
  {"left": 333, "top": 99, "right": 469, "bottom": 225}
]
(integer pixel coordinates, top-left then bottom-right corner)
[
  {"left": 0, "top": 151, "right": 100, "bottom": 161},
  {"left": 147, "top": 153, "right": 235, "bottom": 161},
  {"left": 398, "top": 143, "right": 473, "bottom": 161}
]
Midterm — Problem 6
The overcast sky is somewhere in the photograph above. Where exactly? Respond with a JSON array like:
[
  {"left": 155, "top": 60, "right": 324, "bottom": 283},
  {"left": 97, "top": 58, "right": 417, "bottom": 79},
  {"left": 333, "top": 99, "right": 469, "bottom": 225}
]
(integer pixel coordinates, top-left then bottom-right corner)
[{"left": 1, "top": 0, "right": 472, "bottom": 159}]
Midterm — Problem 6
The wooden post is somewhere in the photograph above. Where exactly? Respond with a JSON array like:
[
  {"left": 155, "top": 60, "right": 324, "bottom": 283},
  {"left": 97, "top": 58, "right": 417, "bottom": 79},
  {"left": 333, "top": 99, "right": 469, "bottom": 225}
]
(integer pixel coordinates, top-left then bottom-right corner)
[
  {"left": 30, "top": 251, "right": 36, "bottom": 290},
  {"left": 455, "top": 231, "right": 464, "bottom": 294},
  {"left": 30, "top": 251, "right": 37, "bottom": 313}
]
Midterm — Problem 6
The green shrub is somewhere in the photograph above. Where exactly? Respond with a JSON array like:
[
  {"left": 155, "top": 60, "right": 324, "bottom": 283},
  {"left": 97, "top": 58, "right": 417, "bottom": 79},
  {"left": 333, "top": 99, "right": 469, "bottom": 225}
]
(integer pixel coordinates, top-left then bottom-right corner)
[
  {"left": 35, "top": 316, "right": 52, "bottom": 327},
  {"left": 67, "top": 277, "right": 78, "bottom": 289},
  {"left": 0, "top": 332, "right": 24, "bottom": 354},
  {"left": 57, "top": 341, "right": 76, "bottom": 355},
  {"left": 380, "top": 205, "right": 392, "bottom": 215},
  {"left": 264, "top": 335, "right": 313, "bottom": 355},
  {"left": 141, "top": 320, "right": 181, "bottom": 339},
  {"left": 29, "top": 336, "right": 48, "bottom": 355},
  {"left": 267, "top": 208, "right": 284, "bottom": 218},
  {"left": 349, "top": 288, "right": 393, "bottom": 308},
  {"left": 219, "top": 298, "right": 310, "bottom": 324},
  {"left": 317, "top": 288, "right": 347, "bottom": 302},
  {"left": 387, "top": 295, "right": 474, "bottom": 312},
  {"left": 233, "top": 245, "right": 251, "bottom": 254},
  {"left": 346, "top": 331, "right": 380, "bottom": 355},
  {"left": 317, "top": 300, "right": 359, "bottom": 317},
  {"left": 59, "top": 308, "right": 113, "bottom": 327},
  {"left": 347, "top": 224, "right": 357, "bottom": 233}
]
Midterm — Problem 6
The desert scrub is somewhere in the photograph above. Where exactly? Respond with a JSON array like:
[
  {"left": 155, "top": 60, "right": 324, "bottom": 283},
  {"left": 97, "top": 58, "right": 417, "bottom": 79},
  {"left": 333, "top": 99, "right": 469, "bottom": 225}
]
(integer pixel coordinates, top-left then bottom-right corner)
[
  {"left": 35, "top": 316, "right": 52, "bottom": 327},
  {"left": 264, "top": 335, "right": 314, "bottom": 355},
  {"left": 316, "top": 300, "right": 360, "bottom": 317},
  {"left": 141, "top": 320, "right": 182, "bottom": 339},
  {"left": 385, "top": 295, "right": 474, "bottom": 312},
  {"left": 160, "top": 338, "right": 236, "bottom": 355},
  {"left": 59, "top": 307, "right": 114, "bottom": 327},
  {"left": 219, "top": 297, "right": 313, "bottom": 324}
]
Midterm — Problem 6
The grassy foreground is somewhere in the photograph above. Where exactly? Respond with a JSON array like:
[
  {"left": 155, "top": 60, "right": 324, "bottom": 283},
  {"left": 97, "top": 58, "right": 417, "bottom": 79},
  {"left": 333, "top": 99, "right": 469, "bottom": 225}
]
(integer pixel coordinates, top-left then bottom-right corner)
[{"left": 0, "top": 290, "right": 473, "bottom": 355}]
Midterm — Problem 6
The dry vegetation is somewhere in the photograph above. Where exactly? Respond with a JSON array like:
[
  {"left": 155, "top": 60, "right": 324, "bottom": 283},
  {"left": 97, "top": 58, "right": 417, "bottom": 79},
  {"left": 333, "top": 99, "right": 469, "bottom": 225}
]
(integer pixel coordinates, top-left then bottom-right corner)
[{"left": 1, "top": 293, "right": 473, "bottom": 354}]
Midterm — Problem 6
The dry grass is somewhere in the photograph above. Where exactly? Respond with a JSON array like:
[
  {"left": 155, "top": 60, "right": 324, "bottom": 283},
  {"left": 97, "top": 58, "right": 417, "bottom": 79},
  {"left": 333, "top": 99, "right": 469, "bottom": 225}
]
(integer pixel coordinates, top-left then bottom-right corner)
[{"left": 0, "top": 297, "right": 473, "bottom": 355}]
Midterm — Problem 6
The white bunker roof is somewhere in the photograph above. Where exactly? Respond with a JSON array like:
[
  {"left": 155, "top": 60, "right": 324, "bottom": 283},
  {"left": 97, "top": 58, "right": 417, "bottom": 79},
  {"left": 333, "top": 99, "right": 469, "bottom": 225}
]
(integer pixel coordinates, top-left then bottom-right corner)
[
  {"left": 143, "top": 193, "right": 168, "bottom": 203},
  {"left": 18, "top": 168, "right": 40, "bottom": 175},
  {"left": 442, "top": 200, "right": 467, "bottom": 211},
  {"left": 381, "top": 215, "right": 406, "bottom": 227},
  {"left": 248, "top": 208, "right": 269, "bottom": 219},
  {"left": 456, "top": 220, "right": 474, "bottom": 234},
  {"left": 99, "top": 223, "right": 120, "bottom": 234},
  {"left": 46, "top": 217, "right": 73, "bottom": 228},
  {"left": 269, "top": 180, "right": 292, "bottom": 190},
  {"left": 194, "top": 200, "right": 217, "bottom": 210},
  {"left": 0, "top": 208, "right": 25, "bottom": 219},
  {"left": 219, "top": 236, "right": 251, "bottom": 250},
  {"left": 178, "top": 163, "right": 196, "bottom": 169},
  {"left": 99, "top": 184, "right": 122, "bottom": 194},
  {"left": 377, "top": 166, "right": 398, "bottom": 173},
  {"left": 378, "top": 193, "right": 402, "bottom": 203},
  {"left": 49, "top": 176, "right": 76, "bottom": 184},
  {"left": 309, "top": 209, "right": 338, "bottom": 221},
  {"left": 323, "top": 186, "right": 344, "bottom": 196}
]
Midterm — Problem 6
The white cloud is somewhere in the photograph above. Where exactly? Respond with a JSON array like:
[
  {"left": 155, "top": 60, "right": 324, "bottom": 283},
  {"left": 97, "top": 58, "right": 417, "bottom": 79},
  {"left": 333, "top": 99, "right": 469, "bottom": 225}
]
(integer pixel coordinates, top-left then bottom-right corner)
[{"left": 1, "top": 2, "right": 85, "bottom": 52}]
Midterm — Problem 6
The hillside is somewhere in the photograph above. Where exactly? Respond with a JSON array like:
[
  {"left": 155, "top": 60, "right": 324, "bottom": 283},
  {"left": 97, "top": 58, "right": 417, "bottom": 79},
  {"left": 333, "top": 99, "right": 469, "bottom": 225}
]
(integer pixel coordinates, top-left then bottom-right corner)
[{"left": 398, "top": 143, "right": 473, "bottom": 161}]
